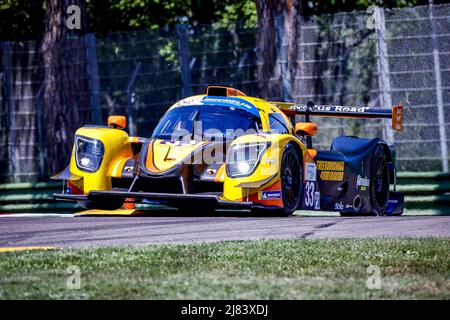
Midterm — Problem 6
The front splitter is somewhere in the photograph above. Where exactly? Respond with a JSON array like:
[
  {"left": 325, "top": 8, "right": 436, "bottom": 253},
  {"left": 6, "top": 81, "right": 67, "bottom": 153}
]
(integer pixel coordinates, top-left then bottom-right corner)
[{"left": 54, "top": 190, "right": 254, "bottom": 210}]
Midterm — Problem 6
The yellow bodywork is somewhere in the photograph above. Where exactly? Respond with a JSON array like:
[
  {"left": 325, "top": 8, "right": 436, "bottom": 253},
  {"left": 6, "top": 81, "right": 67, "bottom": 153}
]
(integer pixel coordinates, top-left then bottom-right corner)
[
  {"left": 144, "top": 139, "right": 208, "bottom": 173},
  {"left": 61, "top": 90, "right": 313, "bottom": 210},
  {"left": 69, "top": 127, "right": 133, "bottom": 193},
  {"left": 223, "top": 133, "right": 306, "bottom": 203},
  {"left": 170, "top": 95, "right": 311, "bottom": 207}
]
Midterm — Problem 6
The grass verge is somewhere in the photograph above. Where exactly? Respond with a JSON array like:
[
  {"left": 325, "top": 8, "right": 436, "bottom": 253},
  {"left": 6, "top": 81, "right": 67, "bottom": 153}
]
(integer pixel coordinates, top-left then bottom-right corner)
[{"left": 0, "top": 238, "right": 449, "bottom": 299}]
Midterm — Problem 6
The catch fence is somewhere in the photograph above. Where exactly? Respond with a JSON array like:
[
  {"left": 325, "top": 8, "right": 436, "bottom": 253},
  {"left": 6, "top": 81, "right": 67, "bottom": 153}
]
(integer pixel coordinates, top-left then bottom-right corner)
[{"left": 0, "top": 4, "right": 449, "bottom": 182}]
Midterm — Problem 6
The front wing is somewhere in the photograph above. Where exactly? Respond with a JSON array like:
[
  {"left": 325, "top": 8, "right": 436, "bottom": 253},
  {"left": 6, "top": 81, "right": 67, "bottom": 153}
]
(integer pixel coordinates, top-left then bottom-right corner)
[{"left": 53, "top": 191, "right": 256, "bottom": 210}]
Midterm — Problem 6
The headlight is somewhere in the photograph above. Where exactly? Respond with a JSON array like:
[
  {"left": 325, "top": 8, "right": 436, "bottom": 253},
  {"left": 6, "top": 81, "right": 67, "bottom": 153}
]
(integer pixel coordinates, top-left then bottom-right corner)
[
  {"left": 75, "top": 135, "right": 105, "bottom": 172},
  {"left": 226, "top": 142, "right": 269, "bottom": 177}
]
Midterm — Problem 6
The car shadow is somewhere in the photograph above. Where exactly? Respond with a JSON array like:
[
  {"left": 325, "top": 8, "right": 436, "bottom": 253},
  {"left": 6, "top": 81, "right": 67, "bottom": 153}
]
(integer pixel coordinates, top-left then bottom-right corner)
[{"left": 74, "top": 205, "right": 295, "bottom": 218}]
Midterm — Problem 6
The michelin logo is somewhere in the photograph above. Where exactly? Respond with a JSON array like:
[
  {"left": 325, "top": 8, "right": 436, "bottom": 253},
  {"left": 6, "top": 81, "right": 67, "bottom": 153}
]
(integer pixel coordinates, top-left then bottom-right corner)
[
  {"left": 260, "top": 191, "right": 281, "bottom": 200},
  {"left": 203, "top": 97, "right": 254, "bottom": 110}
]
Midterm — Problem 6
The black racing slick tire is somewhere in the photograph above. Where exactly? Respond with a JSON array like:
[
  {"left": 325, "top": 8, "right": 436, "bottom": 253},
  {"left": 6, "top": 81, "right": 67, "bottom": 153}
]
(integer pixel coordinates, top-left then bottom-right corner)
[
  {"left": 370, "top": 144, "right": 390, "bottom": 215},
  {"left": 279, "top": 144, "right": 303, "bottom": 216}
]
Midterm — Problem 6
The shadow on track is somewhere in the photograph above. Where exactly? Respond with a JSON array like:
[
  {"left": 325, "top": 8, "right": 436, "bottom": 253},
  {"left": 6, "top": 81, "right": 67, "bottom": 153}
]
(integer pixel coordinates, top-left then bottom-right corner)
[{"left": 75, "top": 206, "right": 294, "bottom": 218}]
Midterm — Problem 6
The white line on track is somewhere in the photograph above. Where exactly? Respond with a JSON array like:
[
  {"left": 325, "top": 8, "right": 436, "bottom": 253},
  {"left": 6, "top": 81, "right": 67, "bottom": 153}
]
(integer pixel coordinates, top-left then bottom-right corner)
[{"left": 0, "top": 213, "right": 74, "bottom": 218}]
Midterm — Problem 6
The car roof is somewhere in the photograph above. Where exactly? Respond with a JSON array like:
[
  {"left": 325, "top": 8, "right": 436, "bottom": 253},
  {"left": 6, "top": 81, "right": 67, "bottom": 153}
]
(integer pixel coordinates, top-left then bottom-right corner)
[
  {"left": 171, "top": 94, "right": 284, "bottom": 116},
  {"left": 168, "top": 90, "right": 293, "bottom": 133}
]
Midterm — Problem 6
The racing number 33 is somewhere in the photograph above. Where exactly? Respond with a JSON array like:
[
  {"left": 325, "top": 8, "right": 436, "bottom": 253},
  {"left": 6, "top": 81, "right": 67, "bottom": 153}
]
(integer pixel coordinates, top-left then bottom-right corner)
[
  {"left": 305, "top": 181, "right": 313, "bottom": 207},
  {"left": 304, "top": 181, "right": 320, "bottom": 210}
]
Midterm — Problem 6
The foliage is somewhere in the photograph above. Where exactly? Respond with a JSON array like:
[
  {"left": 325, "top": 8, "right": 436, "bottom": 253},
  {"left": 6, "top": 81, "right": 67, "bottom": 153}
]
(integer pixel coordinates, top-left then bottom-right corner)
[
  {"left": 0, "top": 0, "right": 445, "bottom": 40},
  {"left": 302, "top": 0, "right": 439, "bottom": 16},
  {"left": 0, "top": 0, "right": 46, "bottom": 40}
]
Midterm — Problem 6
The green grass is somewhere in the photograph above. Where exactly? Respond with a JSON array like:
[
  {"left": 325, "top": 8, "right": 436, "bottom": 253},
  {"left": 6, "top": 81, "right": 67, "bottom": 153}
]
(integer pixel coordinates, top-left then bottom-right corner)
[{"left": 0, "top": 239, "right": 449, "bottom": 299}]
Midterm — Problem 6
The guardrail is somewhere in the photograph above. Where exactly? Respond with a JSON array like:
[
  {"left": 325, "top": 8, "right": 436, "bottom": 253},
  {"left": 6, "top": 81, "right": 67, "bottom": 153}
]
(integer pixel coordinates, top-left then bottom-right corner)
[
  {"left": 395, "top": 172, "right": 450, "bottom": 215},
  {"left": 0, "top": 172, "right": 449, "bottom": 214},
  {"left": 0, "top": 182, "right": 77, "bottom": 213}
]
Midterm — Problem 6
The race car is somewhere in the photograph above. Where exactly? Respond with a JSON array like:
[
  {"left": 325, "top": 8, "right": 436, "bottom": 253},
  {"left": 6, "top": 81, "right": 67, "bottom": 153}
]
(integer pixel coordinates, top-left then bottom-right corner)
[{"left": 53, "top": 85, "right": 405, "bottom": 216}]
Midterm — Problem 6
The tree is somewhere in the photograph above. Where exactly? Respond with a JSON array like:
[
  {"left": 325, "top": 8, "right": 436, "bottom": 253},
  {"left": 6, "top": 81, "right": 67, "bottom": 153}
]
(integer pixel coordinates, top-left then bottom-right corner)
[
  {"left": 0, "top": 0, "right": 433, "bottom": 40},
  {"left": 255, "top": 0, "right": 303, "bottom": 100},
  {"left": 41, "top": 0, "right": 91, "bottom": 173}
]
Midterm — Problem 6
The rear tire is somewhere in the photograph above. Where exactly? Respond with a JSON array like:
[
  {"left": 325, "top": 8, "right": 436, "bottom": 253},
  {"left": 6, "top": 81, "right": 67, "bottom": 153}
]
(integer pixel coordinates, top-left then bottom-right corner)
[{"left": 370, "top": 144, "right": 390, "bottom": 215}]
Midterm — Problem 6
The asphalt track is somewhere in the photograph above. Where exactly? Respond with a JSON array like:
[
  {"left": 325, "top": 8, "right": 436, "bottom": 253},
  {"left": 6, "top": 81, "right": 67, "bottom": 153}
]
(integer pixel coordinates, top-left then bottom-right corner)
[{"left": 0, "top": 212, "right": 449, "bottom": 247}]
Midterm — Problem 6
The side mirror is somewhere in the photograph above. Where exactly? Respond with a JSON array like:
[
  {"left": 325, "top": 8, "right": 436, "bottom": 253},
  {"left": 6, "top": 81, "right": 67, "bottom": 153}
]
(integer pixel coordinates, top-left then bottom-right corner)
[
  {"left": 295, "top": 122, "right": 317, "bottom": 136},
  {"left": 108, "top": 115, "right": 126, "bottom": 129}
]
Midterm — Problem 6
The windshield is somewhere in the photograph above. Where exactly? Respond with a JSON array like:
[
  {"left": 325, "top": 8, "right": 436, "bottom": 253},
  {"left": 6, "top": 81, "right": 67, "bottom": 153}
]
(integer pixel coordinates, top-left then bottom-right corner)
[{"left": 152, "top": 105, "right": 261, "bottom": 141}]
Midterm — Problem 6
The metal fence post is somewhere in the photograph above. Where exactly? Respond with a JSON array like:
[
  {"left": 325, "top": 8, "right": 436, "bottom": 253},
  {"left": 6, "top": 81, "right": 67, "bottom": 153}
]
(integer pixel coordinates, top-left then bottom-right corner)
[
  {"left": 1, "top": 41, "right": 17, "bottom": 182},
  {"left": 429, "top": 0, "right": 448, "bottom": 172},
  {"left": 35, "top": 83, "right": 46, "bottom": 180},
  {"left": 85, "top": 33, "right": 102, "bottom": 125},
  {"left": 176, "top": 24, "right": 193, "bottom": 98},
  {"left": 276, "top": 15, "right": 292, "bottom": 101},
  {"left": 126, "top": 62, "right": 141, "bottom": 137},
  {"left": 374, "top": 6, "right": 394, "bottom": 145}
]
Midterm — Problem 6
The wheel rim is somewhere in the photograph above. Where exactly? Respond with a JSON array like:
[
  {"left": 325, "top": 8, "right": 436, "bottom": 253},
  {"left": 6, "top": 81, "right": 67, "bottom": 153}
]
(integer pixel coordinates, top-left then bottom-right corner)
[
  {"left": 281, "top": 150, "right": 300, "bottom": 210},
  {"left": 373, "top": 152, "right": 389, "bottom": 208}
]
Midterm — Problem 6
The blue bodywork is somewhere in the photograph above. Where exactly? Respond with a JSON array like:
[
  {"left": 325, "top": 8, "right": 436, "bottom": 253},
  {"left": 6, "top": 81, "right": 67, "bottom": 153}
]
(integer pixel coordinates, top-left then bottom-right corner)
[{"left": 306, "top": 135, "right": 404, "bottom": 215}]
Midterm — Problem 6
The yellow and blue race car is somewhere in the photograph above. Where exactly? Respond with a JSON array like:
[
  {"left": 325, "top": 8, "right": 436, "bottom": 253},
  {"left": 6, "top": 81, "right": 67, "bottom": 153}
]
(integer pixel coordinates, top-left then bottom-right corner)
[{"left": 53, "top": 86, "right": 404, "bottom": 216}]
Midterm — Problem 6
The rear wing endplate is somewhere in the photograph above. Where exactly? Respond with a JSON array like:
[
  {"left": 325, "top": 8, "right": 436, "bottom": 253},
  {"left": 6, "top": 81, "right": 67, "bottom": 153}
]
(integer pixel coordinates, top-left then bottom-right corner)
[{"left": 270, "top": 102, "right": 404, "bottom": 131}]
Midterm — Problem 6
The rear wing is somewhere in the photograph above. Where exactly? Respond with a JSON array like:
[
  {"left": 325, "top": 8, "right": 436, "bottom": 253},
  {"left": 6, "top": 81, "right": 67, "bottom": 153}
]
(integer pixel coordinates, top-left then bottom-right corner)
[{"left": 270, "top": 102, "right": 404, "bottom": 131}]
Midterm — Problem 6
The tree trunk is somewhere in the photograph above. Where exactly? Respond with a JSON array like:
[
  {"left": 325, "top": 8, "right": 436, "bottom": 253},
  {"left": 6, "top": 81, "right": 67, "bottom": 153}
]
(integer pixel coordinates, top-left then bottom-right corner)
[
  {"left": 255, "top": 0, "right": 303, "bottom": 100},
  {"left": 41, "top": 0, "right": 90, "bottom": 174}
]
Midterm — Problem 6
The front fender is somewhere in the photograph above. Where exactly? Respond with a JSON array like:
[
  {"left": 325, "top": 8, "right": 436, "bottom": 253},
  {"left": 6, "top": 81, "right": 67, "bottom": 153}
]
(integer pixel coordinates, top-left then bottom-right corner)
[
  {"left": 223, "top": 133, "right": 305, "bottom": 204},
  {"left": 68, "top": 126, "right": 134, "bottom": 193}
]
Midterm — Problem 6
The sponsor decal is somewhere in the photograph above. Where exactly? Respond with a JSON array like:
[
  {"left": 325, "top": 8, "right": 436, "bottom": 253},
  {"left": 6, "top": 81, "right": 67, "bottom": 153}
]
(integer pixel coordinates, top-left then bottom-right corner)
[
  {"left": 316, "top": 160, "right": 345, "bottom": 181},
  {"left": 314, "top": 191, "right": 320, "bottom": 210},
  {"left": 175, "top": 96, "right": 203, "bottom": 107},
  {"left": 259, "top": 190, "right": 281, "bottom": 200},
  {"left": 334, "top": 202, "right": 344, "bottom": 210},
  {"left": 202, "top": 97, "right": 260, "bottom": 117},
  {"left": 305, "top": 162, "right": 317, "bottom": 181},
  {"left": 335, "top": 106, "right": 369, "bottom": 113},
  {"left": 289, "top": 105, "right": 369, "bottom": 113},
  {"left": 357, "top": 175, "right": 370, "bottom": 189},
  {"left": 319, "top": 171, "right": 344, "bottom": 181},
  {"left": 316, "top": 160, "right": 345, "bottom": 171},
  {"left": 202, "top": 97, "right": 253, "bottom": 109}
]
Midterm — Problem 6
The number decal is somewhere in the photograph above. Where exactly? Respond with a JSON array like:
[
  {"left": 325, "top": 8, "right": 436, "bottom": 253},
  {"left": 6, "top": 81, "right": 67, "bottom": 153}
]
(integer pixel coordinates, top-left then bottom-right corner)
[
  {"left": 304, "top": 181, "right": 315, "bottom": 208},
  {"left": 314, "top": 191, "right": 320, "bottom": 210}
]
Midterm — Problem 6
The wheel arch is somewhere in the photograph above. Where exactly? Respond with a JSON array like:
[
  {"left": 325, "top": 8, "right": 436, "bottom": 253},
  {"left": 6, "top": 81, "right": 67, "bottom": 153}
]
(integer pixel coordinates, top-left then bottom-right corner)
[
  {"left": 379, "top": 141, "right": 394, "bottom": 163},
  {"left": 289, "top": 140, "right": 304, "bottom": 164}
]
